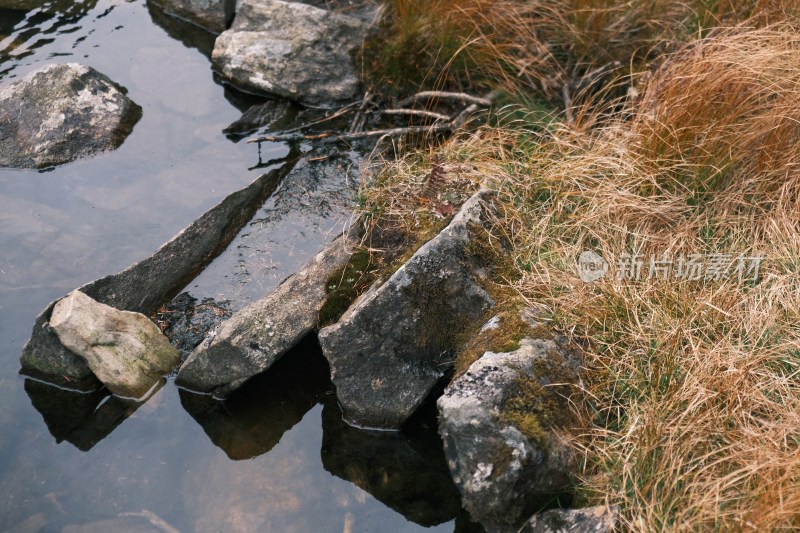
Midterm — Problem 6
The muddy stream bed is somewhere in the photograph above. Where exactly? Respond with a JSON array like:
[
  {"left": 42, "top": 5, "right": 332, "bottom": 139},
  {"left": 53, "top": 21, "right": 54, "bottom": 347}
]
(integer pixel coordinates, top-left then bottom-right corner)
[{"left": 0, "top": 1, "right": 479, "bottom": 531}]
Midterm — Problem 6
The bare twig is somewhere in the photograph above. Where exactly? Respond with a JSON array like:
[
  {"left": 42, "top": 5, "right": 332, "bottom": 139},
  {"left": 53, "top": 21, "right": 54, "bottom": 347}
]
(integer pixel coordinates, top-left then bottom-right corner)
[
  {"left": 451, "top": 103, "right": 480, "bottom": 129},
  {"left": 349, "top": 91, "right": 373, "bottom": 133},
  {"left": 334, "top": 124, "right": 454, "bottom": 141},
  {"left": 279, "top": 102, "right": 358, "bottom": 135},
  {"left": 381, "top": 108, "right": 452, "bottom": 121},
  {"left": 248, "top": 96, "right": 488, "bottom": 145},
  {"left": 398, "top": 91, "right": 493, "bottom": 108},
  {"left": 247, "top": 132, "right": 334, "bottom": 143}
]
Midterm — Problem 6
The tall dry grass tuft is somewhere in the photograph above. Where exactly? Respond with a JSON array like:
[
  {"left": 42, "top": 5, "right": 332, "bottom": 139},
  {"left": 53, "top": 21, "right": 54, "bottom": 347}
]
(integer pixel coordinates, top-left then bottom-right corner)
[
  {"left": 364, "top": 0, "right": 800, "bottom": 107},
  {"left": 486, "top": 24, "right": 800, "bottom": 530}
]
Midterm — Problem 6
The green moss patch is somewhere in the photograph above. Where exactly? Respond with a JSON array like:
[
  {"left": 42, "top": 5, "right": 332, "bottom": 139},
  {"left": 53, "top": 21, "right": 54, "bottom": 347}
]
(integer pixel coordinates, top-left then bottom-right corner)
[
  {"left": 500, "top": 346, "right": 580, "bottom": 447},
  {"left": 318, "top": 249, "right": 377, "bottom": 327}
]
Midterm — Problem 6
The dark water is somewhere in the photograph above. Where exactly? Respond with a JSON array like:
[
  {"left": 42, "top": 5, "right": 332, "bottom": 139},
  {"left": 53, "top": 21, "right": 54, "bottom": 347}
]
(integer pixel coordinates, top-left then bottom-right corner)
[{"left": 0, "top": 1, "right": 473, "bottom": 531}]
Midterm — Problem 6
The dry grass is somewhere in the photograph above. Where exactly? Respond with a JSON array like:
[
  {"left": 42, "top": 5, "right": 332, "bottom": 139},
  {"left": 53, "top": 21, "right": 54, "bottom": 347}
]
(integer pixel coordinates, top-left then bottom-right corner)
[
  {"left": 364, "top": 0, "right": 800, "bottom": 103},
  {"left": 365, "top": 22, "right": 800, "bottom": 530},
  {"left": 495, "top": 25, "right": 800, "bottom": 530}
]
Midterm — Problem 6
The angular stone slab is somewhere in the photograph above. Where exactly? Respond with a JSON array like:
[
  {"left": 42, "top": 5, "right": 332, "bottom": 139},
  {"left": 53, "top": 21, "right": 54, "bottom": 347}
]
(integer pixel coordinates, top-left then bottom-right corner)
[
  {"left": 50, "top": 290, "right": 180, "bottom": 399},
  {"left": 437, "top": 321, "right": 582, "bottom": 531},
  {"left": 318, "top": 190, "right": 496, "bottom": 429},
  {"left": 0, "top": 63, "right": 142, "bottom": 169},
  {"left": 20, "top": 161, "right": 292, "bottom": 390},
  {"left": 147, "top": 0, "right": 235, "bottom": 34},
  {"left": 211, "top": 0, "right": 368, "bottom": 105},
  {"left": 176, "top": 231, "right": 356, "bottom": 396}
]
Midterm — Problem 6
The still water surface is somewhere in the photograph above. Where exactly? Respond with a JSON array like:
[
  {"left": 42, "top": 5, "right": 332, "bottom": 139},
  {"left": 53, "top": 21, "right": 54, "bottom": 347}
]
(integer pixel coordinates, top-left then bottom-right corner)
[{"left": 0, "top": 1, "right": 474, "bottom": 530}]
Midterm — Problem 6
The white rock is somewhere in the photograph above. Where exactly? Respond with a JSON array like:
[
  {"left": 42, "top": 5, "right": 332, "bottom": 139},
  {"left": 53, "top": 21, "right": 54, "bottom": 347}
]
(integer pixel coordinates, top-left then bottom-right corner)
[{"left": 50, "top": 290, "right": 180, "bottom": 399}]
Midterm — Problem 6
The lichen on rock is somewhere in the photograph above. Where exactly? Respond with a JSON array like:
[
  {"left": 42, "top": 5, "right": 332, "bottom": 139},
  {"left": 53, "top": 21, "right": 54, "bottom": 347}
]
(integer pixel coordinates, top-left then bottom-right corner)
[{"left": 0, "top": 63, "right": 141, "bottom": 169}]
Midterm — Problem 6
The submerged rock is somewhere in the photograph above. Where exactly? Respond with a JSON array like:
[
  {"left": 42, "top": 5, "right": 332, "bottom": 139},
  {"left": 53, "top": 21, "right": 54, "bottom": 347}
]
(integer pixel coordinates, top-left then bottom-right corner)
[
  {"left": 146, "top": 0, "right": 234, "bottom": 34},
  {"left": 176, "top": 231, "right": 355, "bottom": 396},
  {"left": 0, "top": 63, "right": 141, "bottom": 169},
  {"left": 521, "top": 506, "right": 618, "bottom": 533},
  {"left": 0, "top": 0, "right": 50, "bottom": 9},
  {"left": 212, "top": 0, "right": 369, "bottom": 105},
  {"left": 437, "top": 316, "right": 583, "bottom": 532},
  {"left": 146, "top": 0, "right": 219, "bottom": 57},
  {"left": 318, "top": 190, "right": 496, "bottom": 429},
  {"left": 153, "top": 292, "right": 232, "bottom": 357},
  {"left": 49, "top": 290, "right": 180, "bottom": 399}
]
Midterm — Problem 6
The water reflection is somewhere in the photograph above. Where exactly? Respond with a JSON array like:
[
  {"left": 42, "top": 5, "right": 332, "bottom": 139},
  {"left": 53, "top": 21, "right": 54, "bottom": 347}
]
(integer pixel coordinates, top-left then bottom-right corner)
[
  {"left": 24, "top": 378, "right": 163, "bottom": 451},
  {"left": 0, "top": 0, "right": 101, "bottom": 79},
  {"left": 180, "top": 335, "right": 478, "bottom": 529},
  {"left": 320, "top": 398, "right": 465, "bottom": 527},
  {"left": 179, "top": 335, "right": 332, "bottom": 460},
  {"left": 145, "top": 0, "right": 216, "bottom": 58}
]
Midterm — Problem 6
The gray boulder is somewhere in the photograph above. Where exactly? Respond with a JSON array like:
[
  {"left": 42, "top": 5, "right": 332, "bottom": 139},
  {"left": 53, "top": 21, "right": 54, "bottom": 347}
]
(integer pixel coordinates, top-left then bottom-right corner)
[
  {"left": 521, "top": 506, "right": 618, "bottom": 533},
  {"left": 437, "top": 315, "right": 583, "bottom": 531},
  {"left": 49, "top": 290, "right": 180, "bottom": 399},
  {"left": 211, "top": 0, "right": 369, "bottom": 105},
  {"left": 0, "top": 63, "right": 141, "bottom": 169},
  {"left": 176, "top": 232, "right": 356, "bottom": 396},
  {"left": 146, "top": 0, "right": 235, "bottom": 34},
  {"left": 318, "top": 190, "right": 496, "bottom": 430}
]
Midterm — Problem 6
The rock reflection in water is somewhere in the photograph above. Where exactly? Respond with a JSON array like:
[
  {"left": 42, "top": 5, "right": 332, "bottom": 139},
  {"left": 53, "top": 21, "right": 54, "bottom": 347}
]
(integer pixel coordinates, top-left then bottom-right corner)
[
  {"left": 145, "top": 0, "right": 217, "bottom": 58},
  {"left": 320, "top": 397, "right": 466, "bottom": 528},
  {"left": 24, "top": 378, "right": 163, "bottom": 451},
  {"left": 180, "top": 334, "right": 483, "bottom": 530},
  {"left": 179, "top": 335, "right": 332, "bottom": 460}
]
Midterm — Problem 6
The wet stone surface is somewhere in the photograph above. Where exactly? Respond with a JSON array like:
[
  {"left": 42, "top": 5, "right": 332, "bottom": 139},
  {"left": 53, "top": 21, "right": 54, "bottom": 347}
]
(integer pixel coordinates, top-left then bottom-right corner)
[{"left": 0, "top": 63, "right": 142, "bottom": 169}]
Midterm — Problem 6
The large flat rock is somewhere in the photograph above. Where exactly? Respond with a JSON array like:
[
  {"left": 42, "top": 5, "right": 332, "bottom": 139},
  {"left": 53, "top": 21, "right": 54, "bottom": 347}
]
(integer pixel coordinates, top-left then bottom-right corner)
[
  {"left": 318, "top": 190, "right": 496, "bottom": 429},
  {"left": 0, "top": 63, "right": 141, "bottom": 169},
  {"left": 211, "top": 0, "right": 369, "bottom": 105},
  {"left": 176, "top": 232, "right": 356, "bottom": 396}
]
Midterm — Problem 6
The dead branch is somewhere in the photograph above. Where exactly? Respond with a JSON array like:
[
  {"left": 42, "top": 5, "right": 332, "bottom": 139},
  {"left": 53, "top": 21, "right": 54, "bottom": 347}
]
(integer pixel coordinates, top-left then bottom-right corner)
[
  {"left": 349, "top": 91, "right": 374, "bottom": 133},
  {"left": 451, "top": 103, "right": 480, "bottom": 129},
  {"left": 381, "top": 108, "right": 451, "bottom": 121},
  {"left": 247, "top": 91, "right": 488, "bottom": 145},
  {"left": 335, "top": 124, "right": 455, "bottom": 141},
  {"left": 398, "top": 91, "right": 493, "bottom": 108}
]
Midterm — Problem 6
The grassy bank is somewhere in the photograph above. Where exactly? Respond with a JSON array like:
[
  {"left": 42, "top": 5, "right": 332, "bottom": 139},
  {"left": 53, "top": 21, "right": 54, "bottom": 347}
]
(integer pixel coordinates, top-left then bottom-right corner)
[{"left": 358, "top": 2, "right": 800, "bottom": 530}]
